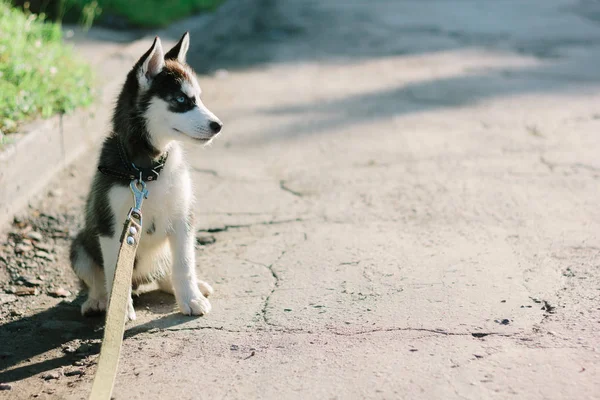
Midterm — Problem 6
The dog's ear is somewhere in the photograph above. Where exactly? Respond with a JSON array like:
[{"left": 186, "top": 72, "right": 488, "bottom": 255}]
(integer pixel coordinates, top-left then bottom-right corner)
[
  {"left": 164, "top": 32, "right": 190, "bottom": 63},
  {"left": 137, "top": 37, "right": 165, "bottom": 89}
]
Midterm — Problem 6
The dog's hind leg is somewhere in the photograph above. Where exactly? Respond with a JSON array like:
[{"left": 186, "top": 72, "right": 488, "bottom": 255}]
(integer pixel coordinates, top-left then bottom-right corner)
[
  {"left": 80, "top": 266, "right": 107, "bottom": 316},
  {"left": 71, "top": 234, "right": 107, "bottom": 316}
]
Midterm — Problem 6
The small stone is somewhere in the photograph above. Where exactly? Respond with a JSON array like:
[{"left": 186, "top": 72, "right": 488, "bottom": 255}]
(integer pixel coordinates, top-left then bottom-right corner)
[
  {"left": 73, "top": 361, "right": 84, "bottom": 366},
  {"left": 50, "top": 288, "right": 71, "bottom": 298},
  {"left": 42, "top": 371, "right": 60, "bottom": 380},
  {"left": 26, "top": 231, "right": 43, "bottom": 242},
  {"left": 64, "top": 370, "right": 84, "bottom": 377},
  {"left": 76, "top": 343, "right": 93, "bottom": 354},
  {"left": 14, "top": 287, "right": 38, "bottom": 296},
  {"left": 34, "top": 251, "right": 54, "bottom": 261},
  {"left": 63, "top": 346, "right": 77, "bottom": 354},
  {"left": 14, "top": 243, "right": 33, "bottom": 254},
  {"left": 0, "top": 383, "right": 12, "bottom": 390},
  {"left": 13, "top": 218, "right": 28, "bottom": 229},
  {"left": 17, "top": 276, "right": 44, "bottom": 287},
  {"left": 32, "top": 242, "right": 51, "bottom": 252},
  {"left": 230, "top": 344, "right": 239, "bottom": 351},
  {"left": 51, "top": 231, "right": 68, "bottom": 239},
  {"left": 0, "top": 293, "right": 17, "bottom": 305}
]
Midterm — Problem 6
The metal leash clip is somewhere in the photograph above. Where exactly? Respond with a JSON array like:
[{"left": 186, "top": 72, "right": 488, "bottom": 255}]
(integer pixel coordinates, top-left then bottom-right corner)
[{"left": 128, "top": 178, "right": 148, "bottom": 225}]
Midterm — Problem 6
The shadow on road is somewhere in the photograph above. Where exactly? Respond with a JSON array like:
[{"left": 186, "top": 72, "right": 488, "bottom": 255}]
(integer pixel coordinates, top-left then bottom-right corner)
[
  {"left": 181, "top": 0, "right": 600, "bottom": 145},
  {"left": 247, "top": 56, "right": 600, "bottom": 144},
  {"left": 0, "top": 292, "right": 196, "bottom": 383}
]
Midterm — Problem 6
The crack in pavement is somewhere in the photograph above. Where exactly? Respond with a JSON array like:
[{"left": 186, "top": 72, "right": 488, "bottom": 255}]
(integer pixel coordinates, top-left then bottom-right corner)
[
  {"left": 279, "top": 180, "right": 304, "bottom": 197},
  {"left": 126, "top": 326, "right": 244, "bottom": 336},
  {"left": 329, "top": 327, "right": 515, "bottom": 338},
  {"left": 132, "top": 323, "right": 518, "bottom": 340},
  {"left": 540, "top": 155, "right": 600, "bottom": 174},
  {"left": 196, "top": 211, "right": 274, "bottom": 216},
  {"left": 260, "top": 249, "right": 288, "bottom": 327},
  {"left": 162, "top": 326, "right": 242, "bottom": 333},
  {"left": 197, "top": 218, "right": 306, "bottom": 233}
]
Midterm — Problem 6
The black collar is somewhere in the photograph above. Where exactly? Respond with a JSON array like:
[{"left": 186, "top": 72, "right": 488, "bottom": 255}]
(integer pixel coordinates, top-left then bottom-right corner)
[{"left": 98, "top": 139, "right": 168, "bottom": 182}]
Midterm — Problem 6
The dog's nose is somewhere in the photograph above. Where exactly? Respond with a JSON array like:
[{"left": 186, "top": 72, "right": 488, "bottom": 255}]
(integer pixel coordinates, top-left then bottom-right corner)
[{"left": 209, "top": 121, "right": 222, "bottom": 133}]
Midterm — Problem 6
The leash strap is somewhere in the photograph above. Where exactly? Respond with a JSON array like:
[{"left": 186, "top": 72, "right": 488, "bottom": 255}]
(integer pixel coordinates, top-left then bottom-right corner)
[{"left": 90, "top": 181, "right": 148, "bottom": 400}]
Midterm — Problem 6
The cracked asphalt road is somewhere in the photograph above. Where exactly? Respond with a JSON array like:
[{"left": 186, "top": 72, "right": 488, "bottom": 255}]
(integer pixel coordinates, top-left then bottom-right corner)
[{"left": 1, "top": 0, "right": 600, "bottom": 398}]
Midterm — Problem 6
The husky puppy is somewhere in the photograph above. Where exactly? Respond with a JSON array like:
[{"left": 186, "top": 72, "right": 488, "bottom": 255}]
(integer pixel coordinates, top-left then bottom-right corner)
[{"left": 70, "top": 33, "right": 222, "bottom": 320}]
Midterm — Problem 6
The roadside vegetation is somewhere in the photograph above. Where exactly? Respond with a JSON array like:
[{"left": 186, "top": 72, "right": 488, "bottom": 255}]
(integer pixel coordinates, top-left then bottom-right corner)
[
  {"left": 0, "top": 1, "right": 94, "bottom": 136},
  {"left": 90, "top": 0, "right": 224, "bottom": 27},
  {"left": 41, "top": 0, "right": 223, "bottom": 28}
]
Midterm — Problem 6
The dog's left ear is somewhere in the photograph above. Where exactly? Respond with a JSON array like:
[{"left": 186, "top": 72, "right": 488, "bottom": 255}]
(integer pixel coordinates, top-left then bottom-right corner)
[{"left": 165, "top": 32, "right": 190, "bottom": 63}]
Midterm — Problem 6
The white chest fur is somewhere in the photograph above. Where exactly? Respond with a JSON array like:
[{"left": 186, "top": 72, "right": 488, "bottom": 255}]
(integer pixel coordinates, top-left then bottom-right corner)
[{"left": 105, "top": 144, "right": 192, "bottom": 279}]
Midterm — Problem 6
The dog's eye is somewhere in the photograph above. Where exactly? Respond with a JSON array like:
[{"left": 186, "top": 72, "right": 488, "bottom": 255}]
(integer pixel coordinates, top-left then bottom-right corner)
[{"left": 175, "top": 96, "right": 186, "bottom": 103}]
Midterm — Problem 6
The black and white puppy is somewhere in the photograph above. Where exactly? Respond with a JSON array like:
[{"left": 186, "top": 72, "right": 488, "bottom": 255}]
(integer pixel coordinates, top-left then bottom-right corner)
[{"left": 70, "top": 33, "right": 222, "bottom": 320}]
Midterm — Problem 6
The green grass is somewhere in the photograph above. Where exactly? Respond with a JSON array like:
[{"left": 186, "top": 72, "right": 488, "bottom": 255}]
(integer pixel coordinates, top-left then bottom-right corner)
[
  {"left": 69, "top": 0, "right": 224, "bottom": 28},
  {"left": 0, "top": 2, "right": 94, "bottom": 135}
]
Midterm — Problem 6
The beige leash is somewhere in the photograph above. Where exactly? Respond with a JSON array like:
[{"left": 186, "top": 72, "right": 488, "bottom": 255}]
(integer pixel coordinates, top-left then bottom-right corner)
[{"left": 90, "top": 180, "right": 148, "bottom": 400}]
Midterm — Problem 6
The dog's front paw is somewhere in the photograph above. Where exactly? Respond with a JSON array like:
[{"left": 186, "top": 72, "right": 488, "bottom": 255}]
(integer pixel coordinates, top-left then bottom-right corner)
[
  {"left": 178, "top": 293, "right": 211, "bottom": 316},
  {"left": 81, "top": 296, "right": 107, "bottom": 317}
]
